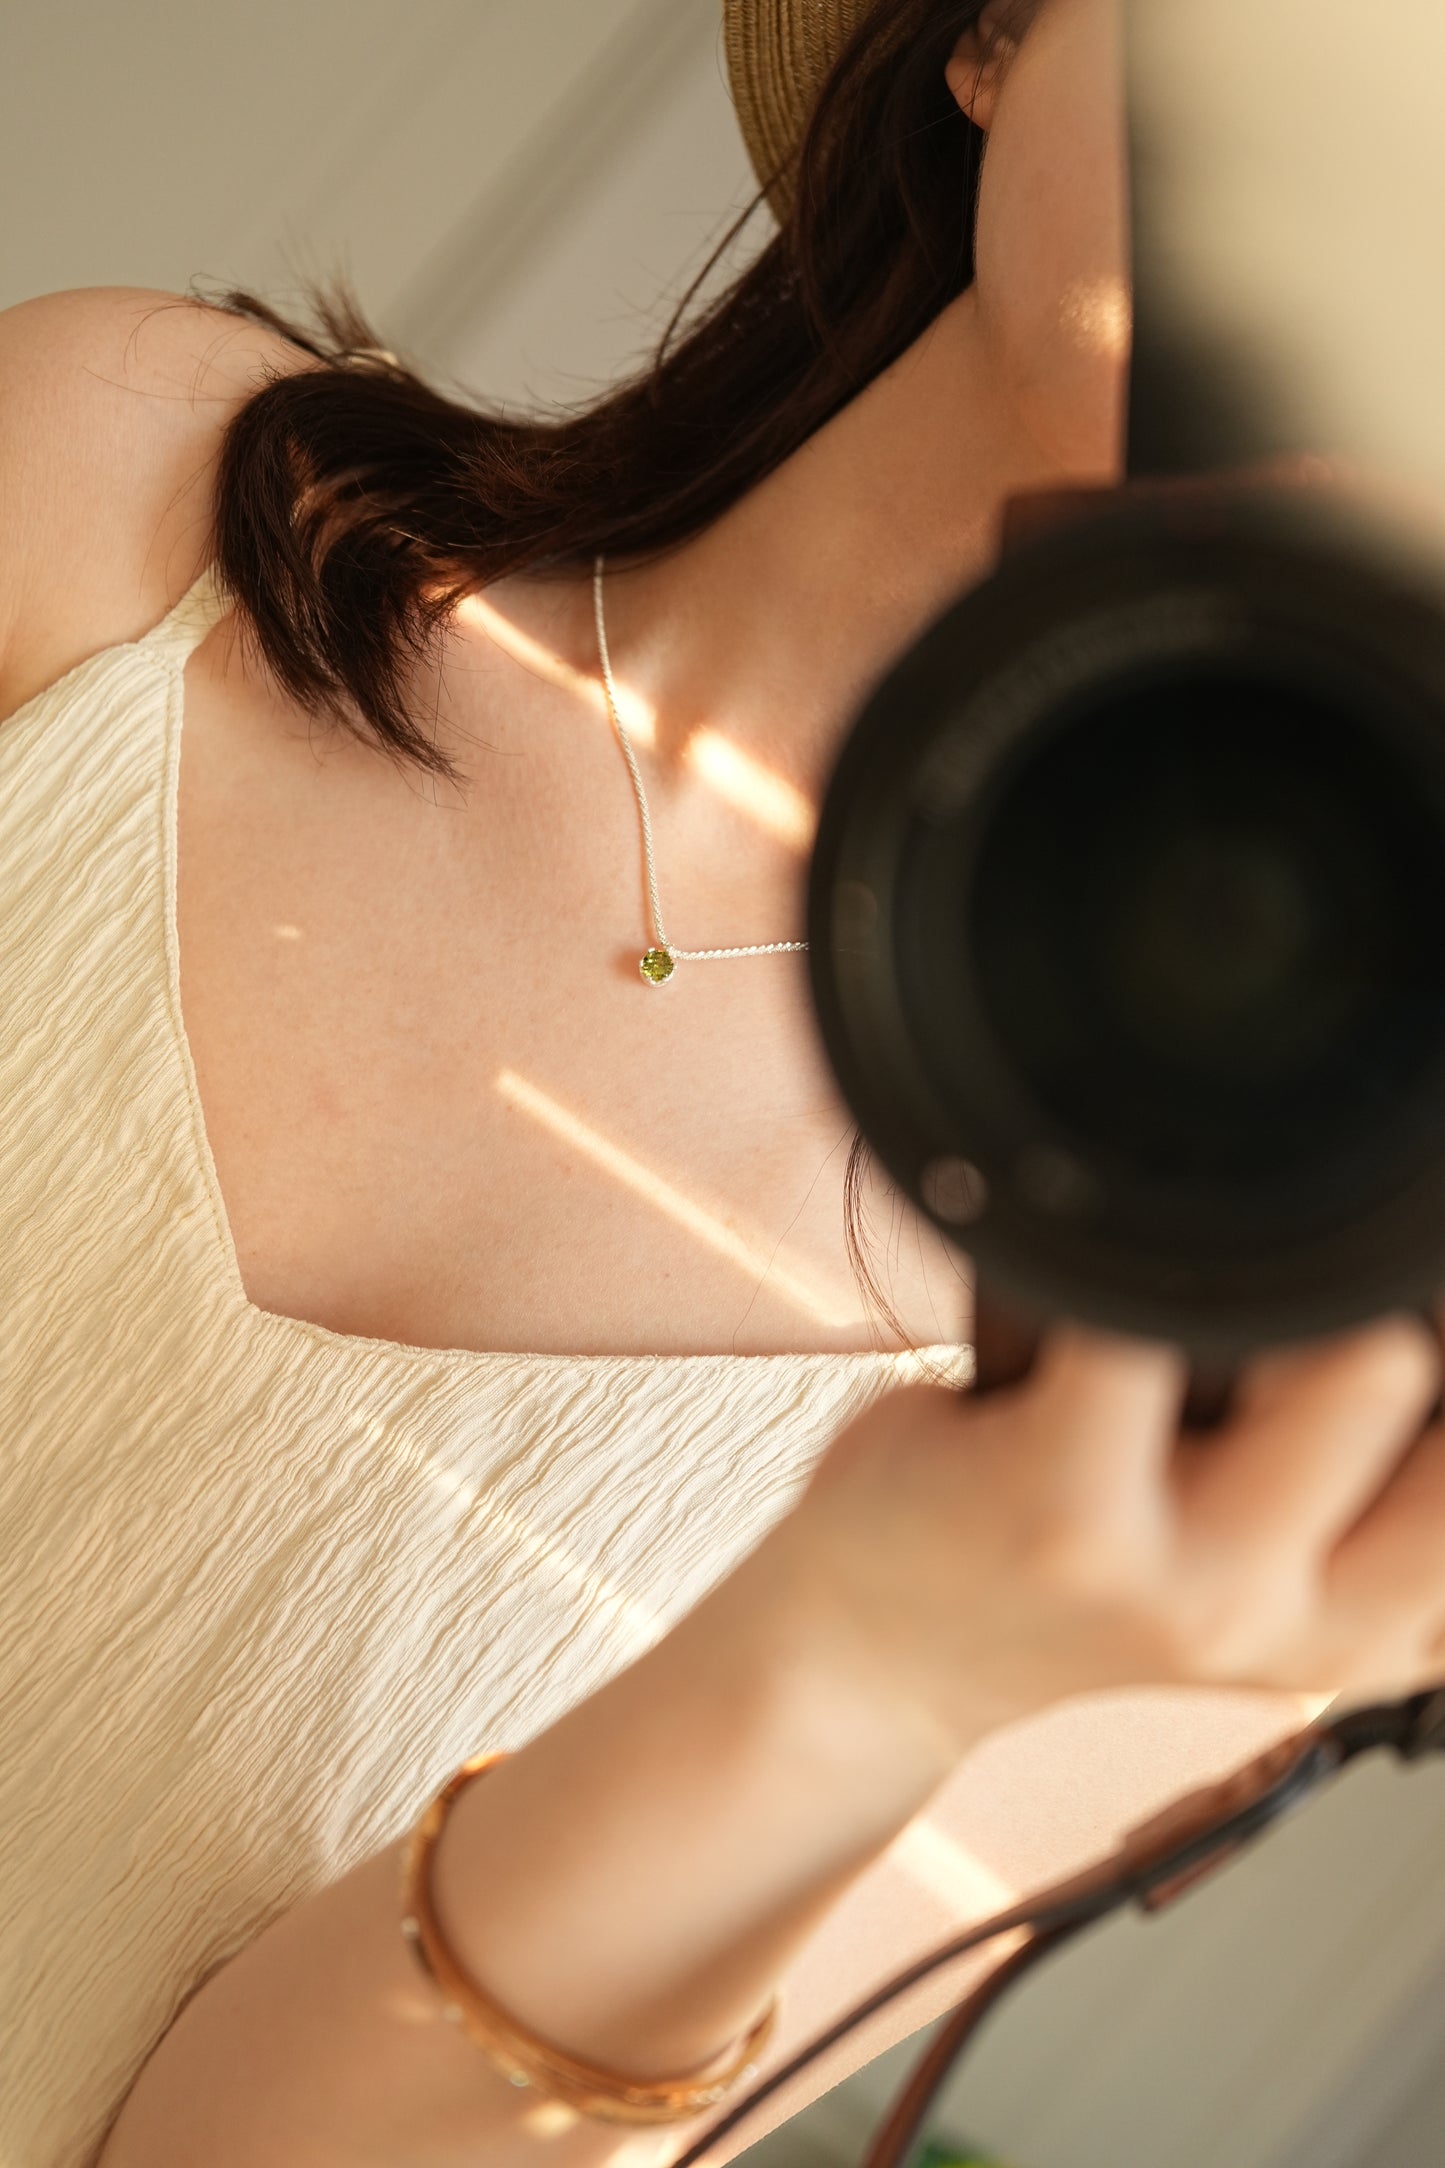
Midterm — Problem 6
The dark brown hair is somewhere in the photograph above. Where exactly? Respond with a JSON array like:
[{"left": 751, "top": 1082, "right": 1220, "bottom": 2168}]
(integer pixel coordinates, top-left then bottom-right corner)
[
  {"left": 187, "top": 0, "right": 1016, "bottom": 786},
  {"left": 179, "top": 0, "right": 1014, "bottom": 1348}
]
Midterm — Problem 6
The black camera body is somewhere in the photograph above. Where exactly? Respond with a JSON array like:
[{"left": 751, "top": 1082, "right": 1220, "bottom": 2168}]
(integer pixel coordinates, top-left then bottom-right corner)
[{"left": 809, "top": 482, "right": 1445, "bottom": 1375}]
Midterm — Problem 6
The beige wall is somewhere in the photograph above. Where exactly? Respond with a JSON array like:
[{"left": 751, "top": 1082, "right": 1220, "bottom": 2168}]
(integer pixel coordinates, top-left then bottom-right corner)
[{"left": 0, "top": 0, "right": 769, "bottom": 410}]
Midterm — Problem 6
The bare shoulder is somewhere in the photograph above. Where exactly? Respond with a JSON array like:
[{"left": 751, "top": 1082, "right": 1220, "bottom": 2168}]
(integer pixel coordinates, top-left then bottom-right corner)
[{"left": 0, "top": 286, "right": 316, "bottom": 722}]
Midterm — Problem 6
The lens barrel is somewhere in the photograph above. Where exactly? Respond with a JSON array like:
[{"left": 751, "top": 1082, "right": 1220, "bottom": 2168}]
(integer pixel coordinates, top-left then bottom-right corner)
[{"left": 808, "top": 485, "right": 1445, "bottom": 1367}]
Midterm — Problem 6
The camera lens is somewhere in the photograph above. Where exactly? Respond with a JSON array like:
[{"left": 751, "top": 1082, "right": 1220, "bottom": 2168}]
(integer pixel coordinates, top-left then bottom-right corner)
[
  {"left": 809, "top": 487, "right": 1445, "bottom": 1356},
  {"left": 905, "top": 643, "right": 1445, "bottom": 1196}
]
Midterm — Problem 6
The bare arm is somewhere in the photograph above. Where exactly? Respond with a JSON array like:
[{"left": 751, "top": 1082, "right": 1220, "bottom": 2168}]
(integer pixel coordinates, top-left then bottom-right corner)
[
  {"left": 94, "top": 1308, "right": 1445, "bottom": 2165},
  {"left": 95, "top": 1525, "right": 969, "bottom": 2168},
  {"left": 0, "top": 286, "right": 313, "bottom": 726}
]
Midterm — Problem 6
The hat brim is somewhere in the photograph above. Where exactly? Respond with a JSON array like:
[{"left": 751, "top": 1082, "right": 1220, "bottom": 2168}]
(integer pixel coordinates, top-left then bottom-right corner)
[{"left": 723, "top": 0, "right": 873, "bottom": 221}]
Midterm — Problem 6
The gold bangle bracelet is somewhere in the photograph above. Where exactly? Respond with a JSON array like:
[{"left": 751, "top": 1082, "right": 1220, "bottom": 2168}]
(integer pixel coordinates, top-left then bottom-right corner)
[{"left": 400, "top": 1750, "right": 780, "bottom": 2125}]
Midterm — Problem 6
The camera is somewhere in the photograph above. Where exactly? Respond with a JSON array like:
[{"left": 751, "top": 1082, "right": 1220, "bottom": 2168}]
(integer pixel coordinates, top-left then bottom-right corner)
[{"left": 809, "top": 477, "right": 1445, "bottom": 1378}]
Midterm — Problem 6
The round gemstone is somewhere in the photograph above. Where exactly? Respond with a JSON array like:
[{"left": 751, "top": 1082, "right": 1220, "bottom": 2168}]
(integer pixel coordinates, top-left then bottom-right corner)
[{"left": 640, "top": 948, "right": 676, "bottom": 985}]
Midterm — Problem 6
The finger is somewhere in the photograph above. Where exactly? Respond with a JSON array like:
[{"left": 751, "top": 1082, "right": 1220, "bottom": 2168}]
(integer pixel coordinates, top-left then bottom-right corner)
[
  {"left": 1026, "top": 1319, "right": 1191, "bottom": 1492},
  {"left": 1327, "top": 1416, "right": 1445, "bottom": 1626},
  {"left": 1176, "top": 1313, "right": 1443, "bottom": 1562}
]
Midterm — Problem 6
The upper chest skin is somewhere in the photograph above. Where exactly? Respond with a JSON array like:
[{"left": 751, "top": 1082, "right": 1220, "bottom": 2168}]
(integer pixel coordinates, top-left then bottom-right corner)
[{"left": 173, "top": 601, "right": 973, "bottom": 1358}]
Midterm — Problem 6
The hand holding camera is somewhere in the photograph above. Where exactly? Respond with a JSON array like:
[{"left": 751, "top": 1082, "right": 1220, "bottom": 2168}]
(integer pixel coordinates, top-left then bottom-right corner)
[{"left": 769, "top": 1304, "right": 1445, "bottom": 1754}]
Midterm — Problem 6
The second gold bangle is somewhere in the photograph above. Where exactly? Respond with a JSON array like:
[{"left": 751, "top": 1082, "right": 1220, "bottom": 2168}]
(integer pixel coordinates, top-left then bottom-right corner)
[{"left": 400, "top": 1750, "right": 780, "bottom": 2125}]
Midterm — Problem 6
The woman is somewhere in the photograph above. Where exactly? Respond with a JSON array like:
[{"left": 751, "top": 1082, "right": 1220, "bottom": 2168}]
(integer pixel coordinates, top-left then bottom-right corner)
[{"left": 4, "top": 0, "right": 1445, "bottom": 2161}]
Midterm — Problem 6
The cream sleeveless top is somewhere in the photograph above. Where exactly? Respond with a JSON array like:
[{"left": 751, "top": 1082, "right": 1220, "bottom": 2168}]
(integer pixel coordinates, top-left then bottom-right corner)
[{"left": 0, "top": 564, "right": 975, "bottom": 2167}]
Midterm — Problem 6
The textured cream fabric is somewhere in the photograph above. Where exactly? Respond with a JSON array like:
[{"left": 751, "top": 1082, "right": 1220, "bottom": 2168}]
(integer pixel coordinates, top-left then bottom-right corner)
[{"left": 0, "top": 565, "right": 972, "bottom": 2167}]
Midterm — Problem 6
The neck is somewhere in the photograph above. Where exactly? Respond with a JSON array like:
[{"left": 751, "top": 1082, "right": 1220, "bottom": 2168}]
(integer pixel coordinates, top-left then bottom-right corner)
[
  {"left": 456, "top": 281, "right": 1125, "bottom": 887},
  {"left": 587, "top": 283, "right": 1123, "bottom": 803}
]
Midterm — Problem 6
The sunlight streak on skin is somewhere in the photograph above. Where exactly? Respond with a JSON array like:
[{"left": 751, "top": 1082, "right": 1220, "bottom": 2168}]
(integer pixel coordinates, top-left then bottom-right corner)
[
  {"left": 495, "top": 1070, "right": 862, "bottom": 1332},
  {"left": 890, "top": 1690, "right": 1332, "bottom": 1918},
  {"left": 455, "top": 590, "right": 658, "bottom": 744},
  {"left": 458, "top": 593, "right": 818, "bottom": 851},
  {"left": 892, "top": 1816, "right": 1017, "bottom": 1917},
  {"left": 516, "top": 2088, "right": 683, "bottom": 2156},
  {"left": 517, "top": 2101, "right": 583, "bottom": 2139},
  {"left": 683, "top": 728, "right": 817, "bottom": 854},
  {"left": 609, "top": 2139, "right": 673, "bottom": 2166},
  {"left": 1059, "top": 272, "right": 1134, "bottom": 359}
]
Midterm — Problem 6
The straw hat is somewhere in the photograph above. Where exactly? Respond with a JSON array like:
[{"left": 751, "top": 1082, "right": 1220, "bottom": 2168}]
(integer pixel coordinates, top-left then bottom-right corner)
[{"left": 723, "top": 0, "right": 873, "bottom": 220}]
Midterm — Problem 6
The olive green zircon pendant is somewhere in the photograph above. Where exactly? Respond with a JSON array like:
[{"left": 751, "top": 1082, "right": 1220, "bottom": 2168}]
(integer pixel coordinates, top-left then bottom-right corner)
[{"left": 639, "top": 947, "right": 676, "bottom": 986}]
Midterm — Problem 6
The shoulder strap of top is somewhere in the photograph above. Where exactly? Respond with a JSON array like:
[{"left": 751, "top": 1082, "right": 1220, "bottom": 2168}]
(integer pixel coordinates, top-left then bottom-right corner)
[{"left": 134, "top": 562, "right": 230, "bottom": 667}]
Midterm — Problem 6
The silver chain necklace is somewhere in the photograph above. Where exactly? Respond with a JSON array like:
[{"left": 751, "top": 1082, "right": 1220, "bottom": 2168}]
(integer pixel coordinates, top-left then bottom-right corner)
[{"left": 592, "top": 555, "right": 810, "bottom": 987}]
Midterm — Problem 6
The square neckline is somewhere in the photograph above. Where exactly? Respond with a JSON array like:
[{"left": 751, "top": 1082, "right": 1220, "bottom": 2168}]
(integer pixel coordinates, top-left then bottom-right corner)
[{"left": 137, "top": 564, "right": 970, "bottom": 1376}]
